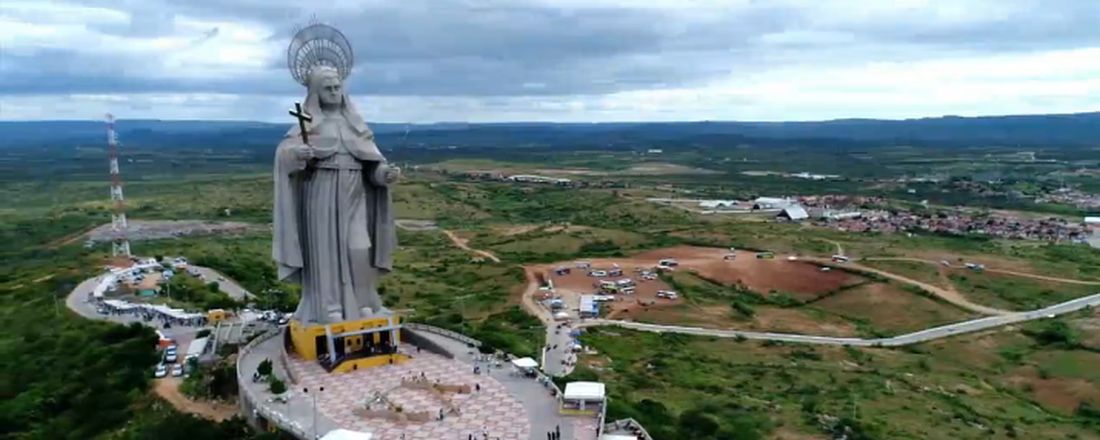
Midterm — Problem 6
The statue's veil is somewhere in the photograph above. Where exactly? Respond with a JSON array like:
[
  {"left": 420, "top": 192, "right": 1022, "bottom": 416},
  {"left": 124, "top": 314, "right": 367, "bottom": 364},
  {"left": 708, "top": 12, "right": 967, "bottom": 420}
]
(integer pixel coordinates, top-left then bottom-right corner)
[{"left": 286, "top": 66, "right": 370, "bottom": 138}]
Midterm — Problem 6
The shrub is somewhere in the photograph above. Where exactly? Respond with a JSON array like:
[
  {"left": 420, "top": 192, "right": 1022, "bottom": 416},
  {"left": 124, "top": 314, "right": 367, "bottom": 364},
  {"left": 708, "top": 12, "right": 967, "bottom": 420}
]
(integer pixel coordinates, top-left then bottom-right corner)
[
  {"left": 257, "top": 359, "right": 273, "bottom": 377},
  {"left": 269, "top": 378, "right": 286, "bottom": 395}
]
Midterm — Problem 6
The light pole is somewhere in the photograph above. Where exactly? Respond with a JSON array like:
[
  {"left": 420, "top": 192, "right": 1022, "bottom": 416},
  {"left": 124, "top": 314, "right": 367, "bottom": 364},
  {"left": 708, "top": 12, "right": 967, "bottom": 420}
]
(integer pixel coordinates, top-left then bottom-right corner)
[{"left": 304, "top": 386, "right": 324, "bottom": 439}]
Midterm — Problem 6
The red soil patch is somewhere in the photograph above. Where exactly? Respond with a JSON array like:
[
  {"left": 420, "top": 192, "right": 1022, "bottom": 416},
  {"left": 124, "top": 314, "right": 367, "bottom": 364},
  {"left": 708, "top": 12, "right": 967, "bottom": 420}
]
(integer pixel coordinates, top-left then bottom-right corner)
[
  {"left": 530, "top": 245, "right": 863, "bottom": 321},
  {"left": 1021, "top": 376, "right": 1099, "bottom": 414},
  {"left": 632, "top": 246, "right": 861, "bottom": 298},
  {"left": 532, "top": 261, "right": 678, "bottom": 319}
]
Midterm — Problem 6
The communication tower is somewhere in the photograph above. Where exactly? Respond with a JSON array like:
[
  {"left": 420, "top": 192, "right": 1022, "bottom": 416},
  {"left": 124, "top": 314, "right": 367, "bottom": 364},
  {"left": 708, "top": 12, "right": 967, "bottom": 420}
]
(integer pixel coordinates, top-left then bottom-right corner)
[{"left": 106, "top": 113, "right": 131, "bottom": 257}]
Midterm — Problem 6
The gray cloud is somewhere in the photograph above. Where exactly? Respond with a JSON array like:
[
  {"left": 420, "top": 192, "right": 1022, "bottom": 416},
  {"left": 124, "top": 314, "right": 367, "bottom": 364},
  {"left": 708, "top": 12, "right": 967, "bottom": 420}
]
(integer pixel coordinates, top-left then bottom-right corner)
[{"left": 1, "top": 0, "right": 1098, "bottom": 121}]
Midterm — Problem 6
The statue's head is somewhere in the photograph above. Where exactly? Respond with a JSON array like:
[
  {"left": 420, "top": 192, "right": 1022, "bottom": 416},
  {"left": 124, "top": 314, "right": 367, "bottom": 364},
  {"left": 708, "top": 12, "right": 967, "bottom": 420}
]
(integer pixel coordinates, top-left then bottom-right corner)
[{"left": 309, "top": 66, "right": 344, "bottom": 108}]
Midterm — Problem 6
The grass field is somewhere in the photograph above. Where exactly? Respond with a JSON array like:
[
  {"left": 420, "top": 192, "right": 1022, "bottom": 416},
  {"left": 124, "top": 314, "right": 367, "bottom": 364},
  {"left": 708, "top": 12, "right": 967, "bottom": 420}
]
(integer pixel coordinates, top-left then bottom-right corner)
[
  {"left": 576, "top": 309, "right": 1100, "bottom": 440},
  {"left": 948, "top": 271, "right": 1098, "bottom": 311}
]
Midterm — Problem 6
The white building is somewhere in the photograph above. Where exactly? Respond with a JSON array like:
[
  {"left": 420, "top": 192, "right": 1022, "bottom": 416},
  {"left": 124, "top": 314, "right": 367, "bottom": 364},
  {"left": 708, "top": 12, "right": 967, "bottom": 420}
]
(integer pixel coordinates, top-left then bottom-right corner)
[
  {"left": 752, "top": 197, "right": 793, "bottom": 210},
  {"left": 698, "top": 200, "right": 737, "bottom": 209},
  {"left": 562, "top": 381, "right": 606, "bottom": 412},
  {"left": 508, "top": 174, "right": 571, "bottom": 185},
  {"left": 777, "top": 204, "right": 809, "bottom": 221}
]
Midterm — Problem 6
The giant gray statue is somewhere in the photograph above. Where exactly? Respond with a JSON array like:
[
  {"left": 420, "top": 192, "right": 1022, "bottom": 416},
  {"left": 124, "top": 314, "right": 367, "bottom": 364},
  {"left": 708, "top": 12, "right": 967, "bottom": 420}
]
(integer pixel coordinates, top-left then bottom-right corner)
[{"left": 272, "top": 24, "right": 399, "bottom": 324}]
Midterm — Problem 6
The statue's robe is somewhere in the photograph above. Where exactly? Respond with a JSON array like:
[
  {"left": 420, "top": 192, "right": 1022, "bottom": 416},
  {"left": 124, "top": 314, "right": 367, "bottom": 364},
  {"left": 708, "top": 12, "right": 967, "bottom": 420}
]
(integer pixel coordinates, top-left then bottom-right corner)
[{"left": 272, "top": 106, "right": 396, "bottom": 324}]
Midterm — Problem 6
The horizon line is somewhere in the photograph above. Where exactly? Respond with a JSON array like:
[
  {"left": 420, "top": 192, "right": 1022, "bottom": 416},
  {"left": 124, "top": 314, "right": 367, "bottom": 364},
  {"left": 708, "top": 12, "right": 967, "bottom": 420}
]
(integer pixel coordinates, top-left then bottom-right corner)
[{"left": 1, "top": 110, "right": 1098, "bottom": 125}]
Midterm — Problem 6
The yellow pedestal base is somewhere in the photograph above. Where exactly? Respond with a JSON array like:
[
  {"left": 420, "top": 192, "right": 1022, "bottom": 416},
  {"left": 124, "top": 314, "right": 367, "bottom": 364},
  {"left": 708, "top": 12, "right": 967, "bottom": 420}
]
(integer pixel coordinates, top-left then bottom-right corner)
[{"left": 287, "top": 315, "right": 401, "bottom": 361}]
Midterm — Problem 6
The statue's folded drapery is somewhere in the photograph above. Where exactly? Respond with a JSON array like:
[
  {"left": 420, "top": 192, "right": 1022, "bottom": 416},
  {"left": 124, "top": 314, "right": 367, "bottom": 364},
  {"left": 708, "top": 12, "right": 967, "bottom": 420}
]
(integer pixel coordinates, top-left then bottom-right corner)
[{"left": 272, "top": 86, "right": 396, "bottom": 324}]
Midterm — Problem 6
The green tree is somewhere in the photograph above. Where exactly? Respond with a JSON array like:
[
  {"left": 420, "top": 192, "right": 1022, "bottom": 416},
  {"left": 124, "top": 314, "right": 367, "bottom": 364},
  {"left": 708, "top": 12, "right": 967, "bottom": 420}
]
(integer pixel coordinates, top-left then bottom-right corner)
[{"left": 257, "top": 359, "right": 273, "bottom": 376}]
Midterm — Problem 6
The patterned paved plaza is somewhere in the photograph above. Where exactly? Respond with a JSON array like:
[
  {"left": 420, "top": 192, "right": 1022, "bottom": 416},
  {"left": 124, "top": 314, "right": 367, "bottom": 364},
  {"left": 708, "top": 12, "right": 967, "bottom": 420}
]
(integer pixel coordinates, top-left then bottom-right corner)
[{"left": 288, "top": 349, "right": 531, "bottom": 440}]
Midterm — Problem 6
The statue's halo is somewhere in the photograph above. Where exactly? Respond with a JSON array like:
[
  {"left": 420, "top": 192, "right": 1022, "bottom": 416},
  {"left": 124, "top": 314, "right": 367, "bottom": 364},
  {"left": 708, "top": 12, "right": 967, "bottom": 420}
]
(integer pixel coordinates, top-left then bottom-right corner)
[{"left": 287, "top": 23, "right": 354, "bottom": 86}]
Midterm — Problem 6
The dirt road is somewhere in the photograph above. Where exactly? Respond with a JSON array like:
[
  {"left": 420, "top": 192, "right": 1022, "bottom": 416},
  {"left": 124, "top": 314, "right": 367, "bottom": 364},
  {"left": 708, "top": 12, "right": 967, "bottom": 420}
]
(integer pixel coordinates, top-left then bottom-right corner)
[
  {"left": 803, "top": 257, "right": 1013, "bottom": 315},
  {"left": 522, "top": 267, "right": 553, "bottom": 325},
  {"left": 865, "top": 257, "right": 1100, "bottom": 286},
  {"left": 153, "top": 378, "right": 238, "bottom": 422},
  {"left": 441, "top": 230, "right": 501, "bottom": 263}
]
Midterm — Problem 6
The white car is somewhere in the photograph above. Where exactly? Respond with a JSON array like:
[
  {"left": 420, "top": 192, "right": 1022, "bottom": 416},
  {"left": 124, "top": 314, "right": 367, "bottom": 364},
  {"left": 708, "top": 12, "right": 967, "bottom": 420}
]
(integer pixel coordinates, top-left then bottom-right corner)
[
  {"left": 656, "top": 290, "right": 678, "bottom": 299},
  {"left": 589, "top": 270, "right": 608, "bottom": 277},
  {"left": 165, "top": 351, "right": 178, "bottom": 363},
  {"left": 171, "top": 364, "right": 184, "bottom": 377},
  {"left": 154, "top": 364, "right": 168, "bottom": 378}
]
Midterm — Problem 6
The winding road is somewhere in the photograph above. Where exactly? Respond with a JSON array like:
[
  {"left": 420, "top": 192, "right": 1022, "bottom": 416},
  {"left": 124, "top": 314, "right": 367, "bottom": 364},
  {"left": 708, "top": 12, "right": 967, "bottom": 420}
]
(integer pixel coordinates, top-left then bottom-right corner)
[
  {"left": 801, "top": 256, "right": 1013, "bottom": 315},
  {"left": 66, "top": 271, "right": 248, "bottom": 421},
  {"left": 863, "top": 257, "right": 1100, "bottom": 286},
  {"left": 441, "top": 230, "right": 502, "bottom": 263},
  {"left": 575, "top": 293, "right": 1100, "bottom": 347}
]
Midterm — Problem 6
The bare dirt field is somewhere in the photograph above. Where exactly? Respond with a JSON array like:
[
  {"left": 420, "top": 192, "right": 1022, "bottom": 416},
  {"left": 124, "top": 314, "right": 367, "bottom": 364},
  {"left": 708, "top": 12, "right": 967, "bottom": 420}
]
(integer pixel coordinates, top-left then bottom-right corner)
[
  {"left": 1009, "top": 367, "right": 1100, "bottom": 414},
  {"left": 530, "top": 260, "right": 679, "bottom": 320},
  {"left": 630, "top": 246, "right": 862, "bottom": 298},
  {"left": 153, "top": 378, "right": 238, "bottom": 421},
  {"left": 84, "top": 220, "right": 258, "bottom": 243},
  {"left": 529, "top": 245, "right": 865, "bottom": 326}
]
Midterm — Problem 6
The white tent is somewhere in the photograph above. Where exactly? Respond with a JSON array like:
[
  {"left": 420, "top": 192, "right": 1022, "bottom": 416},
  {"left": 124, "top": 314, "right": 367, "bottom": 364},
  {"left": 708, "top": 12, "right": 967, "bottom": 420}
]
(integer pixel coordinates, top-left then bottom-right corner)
[
  {"left": 511, "top": 357, "right": 539, "bottom": 369},
  {"left": 563, "top": 381, "right": 606, "bottom": 401},
  {"left": 600, "top": 435, "right": 639, "bottom": 440},
  {"left": 320, "top": 429, "right": 373, "bottom": 440}
]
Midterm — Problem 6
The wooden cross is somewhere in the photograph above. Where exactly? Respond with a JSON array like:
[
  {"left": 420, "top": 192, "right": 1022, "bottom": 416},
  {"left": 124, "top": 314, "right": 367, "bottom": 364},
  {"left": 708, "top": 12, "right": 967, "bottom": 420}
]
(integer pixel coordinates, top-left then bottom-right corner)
[{"left": 289, "top": 102, "right": 313, "bottom": 144}]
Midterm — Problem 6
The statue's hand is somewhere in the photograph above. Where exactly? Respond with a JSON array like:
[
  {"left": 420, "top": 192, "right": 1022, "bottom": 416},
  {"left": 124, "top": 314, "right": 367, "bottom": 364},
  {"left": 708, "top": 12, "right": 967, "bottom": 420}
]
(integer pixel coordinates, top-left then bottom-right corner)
[
  {"left": 384, "top": 165, "right": 401, "bottom": 184},
  {"left": 292, "top": 144, "right": 314, "bottom": 161}
]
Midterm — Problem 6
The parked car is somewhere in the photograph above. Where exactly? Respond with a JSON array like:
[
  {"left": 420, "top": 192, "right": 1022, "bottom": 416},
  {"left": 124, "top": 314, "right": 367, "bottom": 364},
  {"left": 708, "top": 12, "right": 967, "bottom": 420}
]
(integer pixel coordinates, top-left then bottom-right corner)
[
  {"left": 588, "top": 270, "right": 608, "bottom": 277},
  {"left": 171, "top": 364, "right": 184, "bottom": 377},
  {"left": 165, "top": 351, "right": 178, "bottom": 363},
  {"left": 656, "top": 290, "right": 679, "bottom": 299},
  {"left": 154, "top": 364, "right": 168, "bottom": 378}
]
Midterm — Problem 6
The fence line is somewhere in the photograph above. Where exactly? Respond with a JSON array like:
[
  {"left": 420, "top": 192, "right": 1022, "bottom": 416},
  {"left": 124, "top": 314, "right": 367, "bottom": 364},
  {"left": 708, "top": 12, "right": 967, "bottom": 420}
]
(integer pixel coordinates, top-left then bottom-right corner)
[
  {"left": 604, "top": 418, "right": 655, "bottom": 440},
  {"left": 403, "top": 322, "right": 483, "bottom": 347}
]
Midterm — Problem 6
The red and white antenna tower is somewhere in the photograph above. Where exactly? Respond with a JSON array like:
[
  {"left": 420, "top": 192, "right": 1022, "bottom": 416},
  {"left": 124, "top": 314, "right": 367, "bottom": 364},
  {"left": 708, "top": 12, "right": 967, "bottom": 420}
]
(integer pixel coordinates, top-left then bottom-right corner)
[{"left": 106, "top": 113, "right": 131, "bottom": 257}]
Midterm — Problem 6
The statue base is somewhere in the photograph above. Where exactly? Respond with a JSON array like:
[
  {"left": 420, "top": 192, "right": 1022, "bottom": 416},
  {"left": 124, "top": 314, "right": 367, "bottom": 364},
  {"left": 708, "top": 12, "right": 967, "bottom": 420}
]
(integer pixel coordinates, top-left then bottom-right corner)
[{"left": 287, "top": 313, "right": 407, "bottom": 373}]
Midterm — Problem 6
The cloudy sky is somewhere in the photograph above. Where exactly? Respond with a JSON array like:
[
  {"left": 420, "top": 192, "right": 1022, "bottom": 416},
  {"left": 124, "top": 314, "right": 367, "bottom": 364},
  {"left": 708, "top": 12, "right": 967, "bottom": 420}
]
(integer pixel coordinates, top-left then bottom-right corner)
[{"left": 2, "top": 0, "right": 1098, "bottom": 122}]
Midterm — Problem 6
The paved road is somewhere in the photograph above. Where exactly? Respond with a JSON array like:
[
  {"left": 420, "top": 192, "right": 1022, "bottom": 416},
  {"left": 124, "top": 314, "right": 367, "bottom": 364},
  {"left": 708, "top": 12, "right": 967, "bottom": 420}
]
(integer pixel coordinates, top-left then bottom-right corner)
[
  {"left": 578, "top": 293, "right": 1100, "bottom": 347},
  {"left": 66, "top": 275, "right": 203, "bottom": 340},
  {"left": 542, "top": 323, "right": 577, "bottom": 377},
  {"left": 191, "top": 266, "right": 255, "bottom": 300}
]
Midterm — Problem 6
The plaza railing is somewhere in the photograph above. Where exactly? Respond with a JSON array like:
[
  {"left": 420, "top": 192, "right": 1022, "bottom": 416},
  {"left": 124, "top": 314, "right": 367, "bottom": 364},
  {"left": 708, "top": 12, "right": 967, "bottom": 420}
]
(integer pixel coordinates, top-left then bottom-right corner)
[
  {"left": 236, "top": 328, "right": 312, "bottom": 440},
  {"left": 603, "top": 418, "right": 655, "bottom": 440},
  {"left": 403, "top": 322, "right": 483, "bottom": 347}
]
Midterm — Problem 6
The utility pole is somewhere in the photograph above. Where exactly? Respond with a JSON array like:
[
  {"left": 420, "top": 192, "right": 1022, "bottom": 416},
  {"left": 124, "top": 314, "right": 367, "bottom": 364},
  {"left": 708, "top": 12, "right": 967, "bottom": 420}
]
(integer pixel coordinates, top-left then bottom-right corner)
[{"left": 304, "top": 386, "right": 324, "bottom": 439}]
